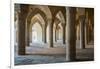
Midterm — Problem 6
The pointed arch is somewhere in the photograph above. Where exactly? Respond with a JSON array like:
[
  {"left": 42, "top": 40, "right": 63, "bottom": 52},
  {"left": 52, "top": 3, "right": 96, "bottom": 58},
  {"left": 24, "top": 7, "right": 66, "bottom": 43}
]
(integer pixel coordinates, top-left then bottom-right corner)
[
  {"left": 30, "top": 13, "right": 45, "bottom": 28},
  {"left": 31, "top": 22, "right": 42, "bottom": 43},
  {"left": 29, "top": 5, "right": 52, "bottom": 20},
  {"left": 56, "top": 11, "right": 65, "bottom": 24},
  {"left": 27, "top": 8, "right": 47, "bottom": 25},
  {"left": 29, "top": 13, "right": 45, "bottom": 43},
  {"left": 54, "top": 11, "right": 66, "bottom": 44},
  {"left": 55, "top": 23, "right": 63, "bottom": 42}
]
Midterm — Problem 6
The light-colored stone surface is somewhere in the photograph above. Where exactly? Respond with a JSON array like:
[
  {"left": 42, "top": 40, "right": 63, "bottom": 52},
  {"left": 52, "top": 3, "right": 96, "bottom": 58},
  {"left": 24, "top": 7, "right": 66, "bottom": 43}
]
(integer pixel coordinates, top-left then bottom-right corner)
[
  {"left": 26, "top": 46, "right": 66, "bottom": 55},
  {"left": 15, "top": 41, "right": 94, "bottom": 65}
]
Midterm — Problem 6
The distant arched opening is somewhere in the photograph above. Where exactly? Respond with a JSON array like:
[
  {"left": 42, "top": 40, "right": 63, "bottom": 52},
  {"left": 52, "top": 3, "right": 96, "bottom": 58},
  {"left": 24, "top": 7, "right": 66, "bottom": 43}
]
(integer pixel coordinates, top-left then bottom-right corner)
[
  {"left": 31, "top": 22, "right": 42, "bottom": 43},
  {"left": 56, "top": 24, "right": 63, "bottom": 42}
]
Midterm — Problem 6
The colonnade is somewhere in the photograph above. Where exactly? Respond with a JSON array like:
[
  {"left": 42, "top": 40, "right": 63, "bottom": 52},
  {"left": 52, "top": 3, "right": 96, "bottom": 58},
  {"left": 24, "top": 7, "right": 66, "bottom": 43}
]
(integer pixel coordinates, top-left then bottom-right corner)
[{"left": 15, "top": 4, "right": 94, "bottom": 61}]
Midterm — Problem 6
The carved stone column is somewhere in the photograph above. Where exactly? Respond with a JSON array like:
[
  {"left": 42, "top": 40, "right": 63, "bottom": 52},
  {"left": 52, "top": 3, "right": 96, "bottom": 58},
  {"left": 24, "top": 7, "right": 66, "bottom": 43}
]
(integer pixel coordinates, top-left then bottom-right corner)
[
  {"left": 66, "top": 7, "right": 76, "bottom": 61},
  {"left": 49, "top": 22, "right": 53, "bottom": 47},
  {"left": 62, "top": 24, "right": 66, "bottom": 44},
  {"left": 85, "top": 12, "right": 88, "bottom": 46},
  {"left": 26, "top": 23, "right": 30, "bottom": 46},
  {"left": 42, "top": 25, "right": 47, "bottom": 43},
  {"left": 80, "top": 15, "right": 85, "bottom": 49},
  {"left": 18, "top": 5, "right": 29, "bottom": 55}
]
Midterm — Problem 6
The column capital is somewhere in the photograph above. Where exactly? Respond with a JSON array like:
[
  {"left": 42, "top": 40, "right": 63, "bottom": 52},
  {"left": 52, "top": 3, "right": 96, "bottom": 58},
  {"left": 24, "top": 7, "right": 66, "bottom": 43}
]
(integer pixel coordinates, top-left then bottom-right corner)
[{"left": 79, "top": 15, "right": 85, "bottom": 21}]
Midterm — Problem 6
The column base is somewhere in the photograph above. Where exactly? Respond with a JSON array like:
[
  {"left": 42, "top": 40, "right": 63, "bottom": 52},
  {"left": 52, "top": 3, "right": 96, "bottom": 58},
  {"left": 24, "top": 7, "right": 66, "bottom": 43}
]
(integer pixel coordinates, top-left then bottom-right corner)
[
  {"left": 18, "top": 52, "right": 26, "bottom": 55},
  {"left": 66, "top": 56, "right": 76, "bottom": 61}
]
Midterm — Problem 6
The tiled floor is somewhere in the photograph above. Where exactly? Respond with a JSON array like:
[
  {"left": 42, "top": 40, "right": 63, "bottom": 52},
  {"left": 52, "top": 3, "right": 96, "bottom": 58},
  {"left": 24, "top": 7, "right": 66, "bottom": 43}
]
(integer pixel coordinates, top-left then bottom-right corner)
[
  {"left": 14, "top": 41, "right": 94, "bottom": 65},
  {"left": 15, "top": 54, "right": 66, "bottom": 65}
]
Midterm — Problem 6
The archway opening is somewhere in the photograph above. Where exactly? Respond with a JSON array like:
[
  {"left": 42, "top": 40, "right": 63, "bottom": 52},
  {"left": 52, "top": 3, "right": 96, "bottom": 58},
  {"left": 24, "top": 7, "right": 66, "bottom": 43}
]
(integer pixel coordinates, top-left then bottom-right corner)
[
  {"left": 55, "top": 11, "right": 66, "bottom": 44},
  {"left": 28, "top": 13, "right": 46, "bottom": 47},
  {"left": 31, "top": 22, "right": 42, "bottom": 44},
  {"left": 56, "top": 24, "right": 63, "bottom": 43}
]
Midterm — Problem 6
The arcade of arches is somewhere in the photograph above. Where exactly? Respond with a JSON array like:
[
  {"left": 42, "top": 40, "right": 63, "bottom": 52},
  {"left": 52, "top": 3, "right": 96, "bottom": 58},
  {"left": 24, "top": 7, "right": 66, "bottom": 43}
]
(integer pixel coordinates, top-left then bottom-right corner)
[{"left": 14, "top": 4, "right": 94, "bottom": 65}]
